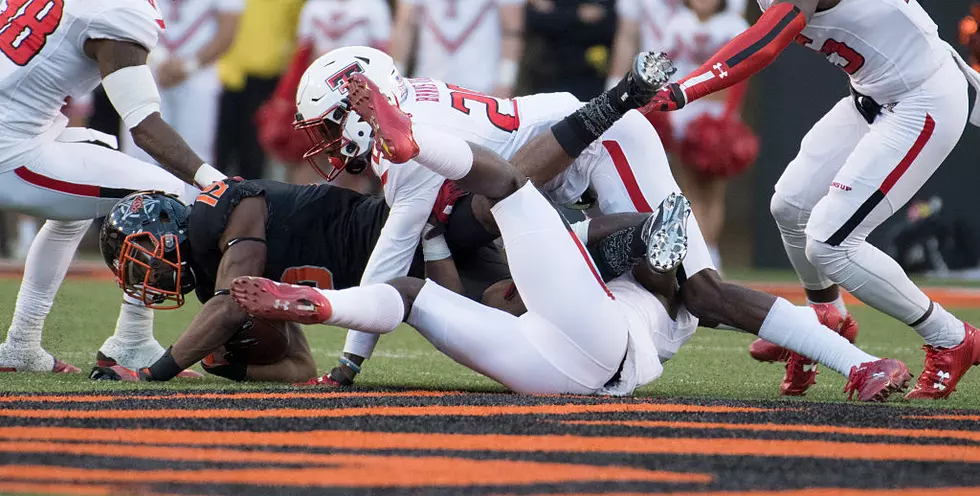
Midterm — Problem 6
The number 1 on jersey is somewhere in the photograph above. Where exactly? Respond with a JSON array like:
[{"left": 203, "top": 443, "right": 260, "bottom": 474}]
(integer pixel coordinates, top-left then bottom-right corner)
[{"left": 447, "top": 84, "right": 520, "bottom": 133}]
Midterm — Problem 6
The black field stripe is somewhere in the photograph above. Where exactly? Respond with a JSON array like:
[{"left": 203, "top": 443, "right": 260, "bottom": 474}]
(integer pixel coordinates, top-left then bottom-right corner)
[
  {"left": 826, "top": 190, "right": 885, "bottom": 246},
  {"left": 725, "top": 6, "right": 802, "bottom": 68},
  {"left": 98, "top": 186, "right": 138, "bottom": 199}
]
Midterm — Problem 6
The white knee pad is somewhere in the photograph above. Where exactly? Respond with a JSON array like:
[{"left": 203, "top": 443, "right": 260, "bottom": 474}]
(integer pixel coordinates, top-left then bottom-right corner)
[
  {"left": 769, "top": 192, "right": 808, "bottom": 237},
  {"left": 804, "top": 237, "right": 850, "bottom": 280}
]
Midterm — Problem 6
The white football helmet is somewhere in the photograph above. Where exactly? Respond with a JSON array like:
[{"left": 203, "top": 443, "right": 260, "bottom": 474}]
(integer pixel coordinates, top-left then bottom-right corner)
[{"left": 295, "top": 46, "right": 406, "bottom": 181}]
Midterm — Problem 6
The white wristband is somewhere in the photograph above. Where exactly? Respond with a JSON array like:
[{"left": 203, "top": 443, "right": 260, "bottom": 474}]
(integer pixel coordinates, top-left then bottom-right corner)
[
  {"left": 194, "top": 163, "right": 226, "bottom": 188},
  {"left": 496, "top": 59, "right": 518, "bottom": 87},
  {"left": 423, "top": 234, "right": 452, "bottom": 261}
]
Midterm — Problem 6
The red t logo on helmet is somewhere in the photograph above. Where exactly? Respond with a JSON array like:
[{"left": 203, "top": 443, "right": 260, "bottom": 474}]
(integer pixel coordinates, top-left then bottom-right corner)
[{"left": 326, "top": 62, "right": 365, "bottom": 93}]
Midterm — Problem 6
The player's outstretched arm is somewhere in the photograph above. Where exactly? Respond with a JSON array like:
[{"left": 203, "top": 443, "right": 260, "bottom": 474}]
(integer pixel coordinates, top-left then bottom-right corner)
[
  {"left": 84, "top": 39, "right": 225, "bottom": 188},
  {"left": 141, "top": 197, "right": 269, "bottom": 382},
  {"left": 643, "top": 0, "right": 817, "bottom": 112}
]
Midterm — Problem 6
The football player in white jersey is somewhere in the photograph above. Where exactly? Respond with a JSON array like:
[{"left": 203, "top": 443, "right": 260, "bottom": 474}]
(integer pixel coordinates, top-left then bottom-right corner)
[
  {"left": 257, "top": 0, "right": 391, "bottom": 186},
  {"left": 644, "top": 0, "right": 980, "bottom": 399},
  {"left": 390, "top": 0, "right": 525, "bottom": 97},
  {"left": 0, "top": 0, "right": 227, "bottom": 374},
  {"left": 119, "top": 0, "right": 243, "bottom": 165},
  {"left": 287, "top": 46, "right": 914, "bottom": 401},
  {"left": 230, "top": 72, "right": 911, "bottom": 401}
]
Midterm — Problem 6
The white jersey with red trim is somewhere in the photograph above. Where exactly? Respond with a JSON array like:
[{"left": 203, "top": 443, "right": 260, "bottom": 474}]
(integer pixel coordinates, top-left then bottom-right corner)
[
  {"left": 403, "top": 0, "right": 523, "bottom": 93},
  {"left": 361, "top": 77, "right": 580, "bottom": 289},
  {"left": 155, "top": 0, "right": 243, "bottom": 59},
  {"left": 757, "top": 0, "right": 948, "bottom": 101},
  {"left": 0, "top": 0, "right": 163, "bottom": 170},
  {"left": 618, "top": 0, "right": 747, "bottom": 53},
  {"left": 297, "top": 0, "right": 391, "bottom": 56},
  {"left": 662, "top": 9, "right": 748, "bottom": 78}
]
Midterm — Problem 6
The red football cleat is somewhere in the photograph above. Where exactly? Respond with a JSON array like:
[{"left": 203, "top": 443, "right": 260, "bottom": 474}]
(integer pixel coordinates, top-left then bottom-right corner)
[
  {"left": 780, "top": 352, "right": 818, "bottom": 396},
  {"left": 844, "top": 358, "right": 912, "bottom": 402},
  {"left": 295, "top": 373, "right": 345, "bottom": 388},
  {"left": 750, "top": 303, "right": 859, "bottom": 363},
  {"left": 51, "top": 359, "right": 81, "bottom": 374},
  {"left": 231, "top": 276, "right": 333, "bottom": 325},
  {"left": 905, "top": 322, "right": 980, "bottom": 400},
  {"left": 346, "top": 73, "right": 419, "bottom": 164},
  {"left": 777, "top": 303, "right": 859, "bottom": 396}
]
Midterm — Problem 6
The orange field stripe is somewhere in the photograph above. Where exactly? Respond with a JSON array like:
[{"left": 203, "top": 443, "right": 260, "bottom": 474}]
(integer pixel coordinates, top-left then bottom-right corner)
[
  {"left": 902, "top": 414, "right": 980, "bottom": 421},
  {"left": 0, "top": 460, "right": 709, "bottom": 488},
  {"left": 0, "top": 402, "right": 774, "bottom": 419},
  {"left": 536, "top": 489, "right": 980, "bottom": 496},
  {"left": 562, "top": 420, "right": 980, "bottom": 442},
  {"left": 0, "top": 390, "right": 454, "bottom": 404},
  {"left": 3, "top": 427, "right": 980, "bottom": 463},
  {"left": 0, "top": 482, "right": 118, "bottom": 496},
  {"left": 0, "top": 440, "right": 706, "bottom": 485},
  {"left": 733, "top": 282, "right": 980, "bottom": 308}
]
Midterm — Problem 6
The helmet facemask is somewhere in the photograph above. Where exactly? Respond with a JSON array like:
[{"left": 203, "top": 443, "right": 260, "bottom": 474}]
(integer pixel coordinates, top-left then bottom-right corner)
[
  {"left": 116, "top": 231, "right": 192, "bottom": 309},
  {"left": 295, "top": 99, "right": 374, "bottom": 181}
]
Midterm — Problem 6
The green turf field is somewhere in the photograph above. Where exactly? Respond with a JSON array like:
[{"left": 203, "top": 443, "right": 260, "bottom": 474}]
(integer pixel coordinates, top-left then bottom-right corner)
[{"left": 1, "top": 278, "right": 978, "bottom": 409}]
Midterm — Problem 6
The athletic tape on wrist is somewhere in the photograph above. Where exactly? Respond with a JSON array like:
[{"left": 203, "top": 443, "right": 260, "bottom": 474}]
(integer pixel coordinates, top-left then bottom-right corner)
[
  {"left": 102, "top": 65, "right": 161, "bottom": 130},
  {"left": 194, "top": 163, "right": 226, "bottom": 188}
]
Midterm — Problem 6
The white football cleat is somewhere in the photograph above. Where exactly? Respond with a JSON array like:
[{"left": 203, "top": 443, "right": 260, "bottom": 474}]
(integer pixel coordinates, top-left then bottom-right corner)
[
  {"left": 641, "top": 192, "right": 692, "bottom": 273},
  {"left": 97, "top": 336, "right": 165, "bottom": 370},
  {"left": 0, "top": 342, "right": 80, "bottom": 373}
]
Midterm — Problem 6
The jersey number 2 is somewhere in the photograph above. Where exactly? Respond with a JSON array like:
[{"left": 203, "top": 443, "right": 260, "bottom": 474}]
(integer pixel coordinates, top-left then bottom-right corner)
[
  {"left": 447, "top": 84, "right": 519, "bottom": 133},
  {"left": 0, "top": 0, "right": 64, "bottom": 66}
]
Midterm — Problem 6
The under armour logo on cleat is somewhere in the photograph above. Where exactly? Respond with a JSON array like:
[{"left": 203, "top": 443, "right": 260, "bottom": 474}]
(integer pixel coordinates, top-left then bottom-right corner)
[
  {"left": 274, "top": 300, "right": 290, "bottom": 311},
  {"left": 934, "top": 370, "right": 951, "bottom": 390}
]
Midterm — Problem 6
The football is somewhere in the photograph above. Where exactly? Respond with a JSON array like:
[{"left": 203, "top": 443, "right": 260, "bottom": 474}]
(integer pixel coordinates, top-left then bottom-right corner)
[{"left": 224, "top": 317, "right": 293, "bottom": 365}]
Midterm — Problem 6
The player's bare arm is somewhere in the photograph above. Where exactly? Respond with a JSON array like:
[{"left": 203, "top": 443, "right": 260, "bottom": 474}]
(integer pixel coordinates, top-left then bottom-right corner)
[
  {"left": 142, "top": 197, "right": 269, "bottom": 381},
  {"left": 83, "top": 38, "right": 223, "bottom": 187},
  {"left": 644, "top": 0, "right": 825, "bottom": 113}
]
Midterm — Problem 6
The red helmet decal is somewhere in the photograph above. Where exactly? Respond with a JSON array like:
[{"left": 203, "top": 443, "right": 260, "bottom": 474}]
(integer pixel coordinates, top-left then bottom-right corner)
[{"left": 327, "top": 62, "right": 365, "bottom": 94}]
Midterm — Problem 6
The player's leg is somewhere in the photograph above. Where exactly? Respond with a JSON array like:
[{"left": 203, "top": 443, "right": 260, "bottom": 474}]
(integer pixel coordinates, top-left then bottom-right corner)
[
  {"left": 771, "top": 97, "right": 869, "bottom": 311},
  {"left": 584, "top": 110, "right": 716, "bottom": 284},
  {"left": 801, "top": 62, "right": 974, "bottom": 399},
  {"left": 0, "top": 140, "right": 198, "bottom": 372}
]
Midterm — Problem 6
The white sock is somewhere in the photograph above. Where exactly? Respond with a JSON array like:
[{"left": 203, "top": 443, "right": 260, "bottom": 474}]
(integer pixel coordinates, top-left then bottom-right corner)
[
  {"left": 318, "top": 284, "right": 405, "bottom": 334},
  {"left": 759, "top": 298, "right": 877, "bottom": 377},
  {"left": 15, "top": 217, "right": 38, "bottom": 258},
  {"left": 914, "top": 302, "right": 965, "bottom": 349},
  {"left": 806, "top": 295, "right": 848, "bottom": 317},
  {"left": 109, "top": 295, "right": 155, "bottom": 345},
  {"left": 3, "top": 220, "right": 90, "bottom": 350},
  {"left": 411, "top": 125, "right": 474, "bottom": 180}
]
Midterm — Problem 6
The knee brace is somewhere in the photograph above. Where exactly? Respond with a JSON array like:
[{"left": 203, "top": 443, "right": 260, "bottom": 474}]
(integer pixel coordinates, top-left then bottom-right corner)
[{"left": 804, "top": 237, "right": 850, "bottom": 281}]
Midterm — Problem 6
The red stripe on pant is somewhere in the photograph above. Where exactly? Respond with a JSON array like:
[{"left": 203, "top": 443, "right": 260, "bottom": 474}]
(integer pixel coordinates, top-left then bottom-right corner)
[
  {"left": 14, "top": 166, "right": 101, "bottom": 197},
  {"left": 602, "top": 140, "right": 653, "bottom": 213},
  {"left": 825, "top": 114, "right": 935, "bottom": 246},
  {"left": 566, "top": 229, "right": 615, "bottom": 300}
]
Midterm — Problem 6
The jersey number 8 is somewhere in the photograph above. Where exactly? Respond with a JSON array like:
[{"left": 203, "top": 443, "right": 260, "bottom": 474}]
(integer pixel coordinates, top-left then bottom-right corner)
[{"left": 0, "top": 0, "right": 65, "bottom": 66}]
